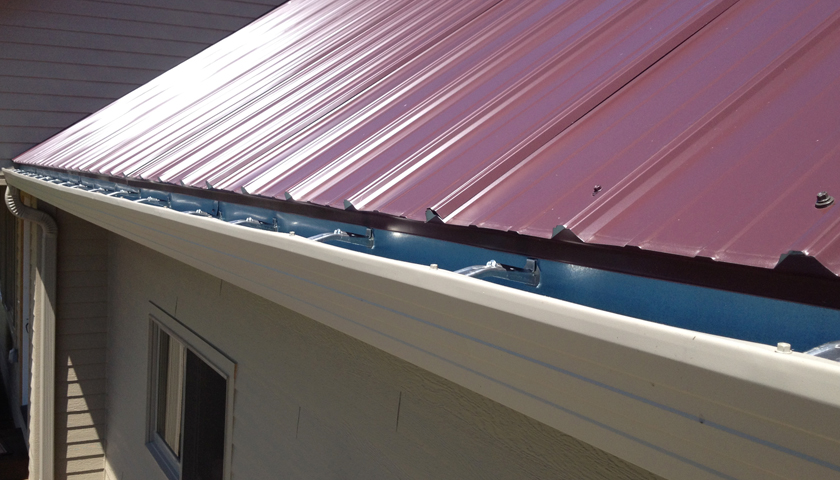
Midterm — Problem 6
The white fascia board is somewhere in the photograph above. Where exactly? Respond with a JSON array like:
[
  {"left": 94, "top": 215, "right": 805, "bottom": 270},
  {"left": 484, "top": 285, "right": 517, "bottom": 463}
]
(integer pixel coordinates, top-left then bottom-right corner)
[{"left": 7, "top": 169, "right": 840, "bottom": 480}]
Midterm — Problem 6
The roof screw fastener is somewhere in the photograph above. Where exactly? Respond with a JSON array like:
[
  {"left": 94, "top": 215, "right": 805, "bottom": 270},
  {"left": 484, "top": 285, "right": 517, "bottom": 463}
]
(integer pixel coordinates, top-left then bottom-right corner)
[
  {"left": 815, "top": 191, "right": 834, "bottom": 209},
  {"left": 776, "top": 342, "right": 792, "bottom": 354},
  {"left": 430, "top": 264, "right": 439, "bottom": 270},
  {"left": 289, "top": 231, "right": 295, "bottom": 236},
  {"left": 592, "top": 185, "right": 602, "bottom": 196}
]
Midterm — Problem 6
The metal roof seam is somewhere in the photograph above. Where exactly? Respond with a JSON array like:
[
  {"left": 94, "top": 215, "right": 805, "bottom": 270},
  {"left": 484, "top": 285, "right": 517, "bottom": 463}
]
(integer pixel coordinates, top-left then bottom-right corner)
[
  {"left": 286, "top": 1, "right": 740, "bottom": 216},
  {"left": 438, "top": 0, "right": 741, "bottom": 229}
]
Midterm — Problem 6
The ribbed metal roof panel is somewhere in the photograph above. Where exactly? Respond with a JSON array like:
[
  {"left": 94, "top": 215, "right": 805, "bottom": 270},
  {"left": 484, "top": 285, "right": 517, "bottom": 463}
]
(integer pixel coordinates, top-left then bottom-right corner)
[
  {"left": 14, "top": 0, "right": 840, "bottom": 276},
  {"left": 17, "top": 0, "right": 499, "bottom": 177},
  {"left": 447, "top": 0, "right": 840, "bottom": 273},
  {"left": 242, "top": 0, "right": 734, "bottom": 209}
]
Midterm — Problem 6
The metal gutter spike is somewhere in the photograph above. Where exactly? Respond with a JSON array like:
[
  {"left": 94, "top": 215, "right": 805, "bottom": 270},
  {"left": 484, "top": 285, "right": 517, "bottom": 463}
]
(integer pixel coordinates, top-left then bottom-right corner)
[
  {"left": 455, "top": 258, "right": 540, "bottom": 287},
  {"left": 309, "top": 228, "right": 374, "bottom": 249}
]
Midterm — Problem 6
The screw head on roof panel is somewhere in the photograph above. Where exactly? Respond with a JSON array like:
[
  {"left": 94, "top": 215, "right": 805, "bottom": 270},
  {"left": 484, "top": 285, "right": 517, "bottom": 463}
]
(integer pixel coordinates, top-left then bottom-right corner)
[
  {"left": 816, "top": 191, "right": 834, "bottom": 208},
  {"left": 592, "top": 185, "right": 602, "bottom": 196},
  {"left": 776, "top": 342, "right": 792, "bottom": 354}
]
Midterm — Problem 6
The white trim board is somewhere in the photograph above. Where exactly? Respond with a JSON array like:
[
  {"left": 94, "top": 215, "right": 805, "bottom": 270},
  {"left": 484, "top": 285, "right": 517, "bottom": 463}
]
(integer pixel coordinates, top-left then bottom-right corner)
[{"left": 6, "top": 169, "right": 840, "bottom": 480}]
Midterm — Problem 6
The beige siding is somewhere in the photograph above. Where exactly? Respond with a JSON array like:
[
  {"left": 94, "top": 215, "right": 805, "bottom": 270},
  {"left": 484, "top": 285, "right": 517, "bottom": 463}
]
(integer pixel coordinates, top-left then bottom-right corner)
[
  {"left": 104, "top": 233, "right": 663, "bottom": 480},
  {"left": 55, "top": 210, "right": 109, "bottom": 480},
  {"left": 0, "top": 0, "right": 286, "bottom": 161}
]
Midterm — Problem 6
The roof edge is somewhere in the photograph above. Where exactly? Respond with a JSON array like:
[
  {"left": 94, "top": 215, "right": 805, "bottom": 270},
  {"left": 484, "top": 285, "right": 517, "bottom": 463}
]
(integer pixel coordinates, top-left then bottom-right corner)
[{"left": 17, "top": 163, "right": 840, "bottom": 310}]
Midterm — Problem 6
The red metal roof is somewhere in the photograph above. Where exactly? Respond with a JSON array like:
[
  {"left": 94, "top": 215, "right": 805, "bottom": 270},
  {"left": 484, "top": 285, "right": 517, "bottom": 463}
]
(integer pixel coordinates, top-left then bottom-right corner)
[{"left": 14, "top": 0, "right": 840, "bottom": 276}]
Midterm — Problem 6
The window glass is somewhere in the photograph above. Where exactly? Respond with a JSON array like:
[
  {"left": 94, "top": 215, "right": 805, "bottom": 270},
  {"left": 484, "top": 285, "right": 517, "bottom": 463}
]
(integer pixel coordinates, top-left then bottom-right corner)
[
  {"left": 181, "top": 350, "right": 226, "bottom": 480},
  {"left": 156, "top": 330, "right": 185, "bottom": 458}
]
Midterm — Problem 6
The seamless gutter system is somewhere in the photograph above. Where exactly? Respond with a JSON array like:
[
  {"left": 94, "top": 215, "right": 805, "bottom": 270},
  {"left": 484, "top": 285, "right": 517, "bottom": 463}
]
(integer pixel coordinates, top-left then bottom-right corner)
[
  {"left": 6, "top": 167, "right": 840, "bottom": 480},
  {"left": 20, "top": 162, "right": 840, "bottom": 313},
  {"left": 16, "top": 165, "right": 840, "bottom": 352},
  {"left": 12, "top": 0, "right": 840, "bottom": 292}
]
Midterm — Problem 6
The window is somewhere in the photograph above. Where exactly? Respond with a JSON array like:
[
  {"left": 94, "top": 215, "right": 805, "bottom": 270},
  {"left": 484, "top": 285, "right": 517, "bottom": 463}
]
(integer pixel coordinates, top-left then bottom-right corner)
[{"left": 147, "top": 312, "right": 235, "bottom": 480}]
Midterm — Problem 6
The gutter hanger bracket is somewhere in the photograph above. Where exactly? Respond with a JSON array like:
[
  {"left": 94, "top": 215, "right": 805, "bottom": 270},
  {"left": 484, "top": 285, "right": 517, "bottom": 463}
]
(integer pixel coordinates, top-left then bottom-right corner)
[
  {"left": 309, "top": 228, "right": 375, "bottom": 249},
  {"left": 227, "top": 216, "right": 278, "bottom": 232},
  {"left": 134, "top": 196, "right": 170, "bottom": 208},
  {"left": 455, "top": 258, "right": 540, "bottom": 287},
  {"left": 185, "top": 209, "right": 213, "bottom": 217},
  {"left": 105, "top": 189, "right": 139, "bottom": 199}
]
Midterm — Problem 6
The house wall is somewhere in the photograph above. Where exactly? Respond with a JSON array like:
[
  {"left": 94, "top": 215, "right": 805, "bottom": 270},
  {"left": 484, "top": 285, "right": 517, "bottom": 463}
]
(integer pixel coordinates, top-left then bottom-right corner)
[
  {"left": 103, "top": 233, "right": 662, "bottom": 480},
  {"left": 0, "top": 188, "right": 20, "bottom": 421},
  {"left": 0, "top": 0, "right": 284, "bottom": 162},
  {"left": 54, "top": 209, "right": 110, "bottom": 480}
]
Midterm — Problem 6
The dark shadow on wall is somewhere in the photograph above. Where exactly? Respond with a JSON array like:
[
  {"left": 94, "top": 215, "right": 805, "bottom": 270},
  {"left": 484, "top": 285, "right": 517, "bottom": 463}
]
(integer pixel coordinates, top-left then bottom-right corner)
[{"left": 0, "top": 379, "right": 28, "bottom": 480}]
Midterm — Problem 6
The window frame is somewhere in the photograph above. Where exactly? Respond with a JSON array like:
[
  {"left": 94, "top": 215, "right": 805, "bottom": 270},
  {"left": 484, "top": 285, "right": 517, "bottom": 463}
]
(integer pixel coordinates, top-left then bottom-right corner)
[{"left": 146, "top": 309, "right": 236, "bottom": 480}]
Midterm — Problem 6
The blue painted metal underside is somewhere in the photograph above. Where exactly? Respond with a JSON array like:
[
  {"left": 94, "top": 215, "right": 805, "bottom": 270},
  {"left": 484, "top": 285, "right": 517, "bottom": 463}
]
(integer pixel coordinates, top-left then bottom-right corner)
[{"left": 21, "top": 166, "right": 840, "bottom": 351}]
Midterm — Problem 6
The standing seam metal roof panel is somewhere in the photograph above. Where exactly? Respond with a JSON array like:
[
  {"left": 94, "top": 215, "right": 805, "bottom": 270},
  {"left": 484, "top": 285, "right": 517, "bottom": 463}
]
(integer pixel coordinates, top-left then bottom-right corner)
[{"left": 13, "top": 0, "right": 840, "bottom": 277}]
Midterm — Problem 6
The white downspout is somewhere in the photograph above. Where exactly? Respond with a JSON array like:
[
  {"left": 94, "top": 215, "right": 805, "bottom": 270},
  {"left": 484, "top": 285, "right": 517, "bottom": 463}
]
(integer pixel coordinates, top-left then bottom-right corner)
[{"left": 5, "top": 185, "right": 57, "bottom": 480}]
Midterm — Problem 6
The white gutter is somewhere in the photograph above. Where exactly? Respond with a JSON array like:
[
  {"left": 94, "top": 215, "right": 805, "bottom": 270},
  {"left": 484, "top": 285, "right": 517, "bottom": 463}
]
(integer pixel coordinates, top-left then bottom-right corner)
[
  {"left": 5, "top": 185, "right": 57, "bottom": 480},
  {"left": 5, "top": 169, "right": 840, "bottom": 480}
]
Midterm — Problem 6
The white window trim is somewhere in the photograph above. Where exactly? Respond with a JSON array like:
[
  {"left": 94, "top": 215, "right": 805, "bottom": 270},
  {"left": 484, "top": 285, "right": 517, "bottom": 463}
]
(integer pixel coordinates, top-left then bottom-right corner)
[{"left": 146, "top": 306, "right": 236, "bottom": 480}]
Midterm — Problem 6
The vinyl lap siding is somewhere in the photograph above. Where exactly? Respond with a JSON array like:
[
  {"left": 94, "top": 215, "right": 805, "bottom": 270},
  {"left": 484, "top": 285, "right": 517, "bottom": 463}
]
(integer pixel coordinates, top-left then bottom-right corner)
[
  {"left": 0, "top": 0, "right": 286, "bottom": 162},
  {"left": 103, "top": 235, "right": 663, "bottom": 480},
  {"left": 55, "top": 209, "right": 110, "bottom": 480}
]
